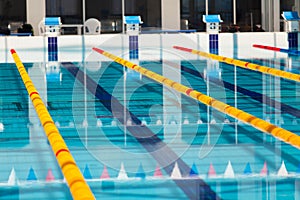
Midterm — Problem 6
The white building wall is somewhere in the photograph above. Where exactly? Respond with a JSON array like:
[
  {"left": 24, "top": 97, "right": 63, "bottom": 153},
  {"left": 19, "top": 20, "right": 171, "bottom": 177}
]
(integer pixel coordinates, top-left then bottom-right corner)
[{"left": 273, "top": 0, "right": 280, "bottom": 32}]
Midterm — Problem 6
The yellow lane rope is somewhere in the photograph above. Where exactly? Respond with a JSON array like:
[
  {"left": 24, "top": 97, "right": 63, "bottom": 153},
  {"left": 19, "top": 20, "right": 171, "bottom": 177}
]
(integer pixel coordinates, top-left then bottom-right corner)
[
  {"left": 93, "top": 47, "right": 300, "bottom": 149},
  {"left": 173, "top": 45, "right": 300, "bottom": 83},
  {"left": 10, "top": 49, "right": 95, "bottom": 200}
]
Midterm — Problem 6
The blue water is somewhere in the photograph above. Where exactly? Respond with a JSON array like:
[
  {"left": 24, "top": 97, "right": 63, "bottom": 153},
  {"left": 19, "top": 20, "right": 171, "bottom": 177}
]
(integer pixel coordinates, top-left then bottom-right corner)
[{"left": 0, "top": 54, "right": 300, "bottom": 199}]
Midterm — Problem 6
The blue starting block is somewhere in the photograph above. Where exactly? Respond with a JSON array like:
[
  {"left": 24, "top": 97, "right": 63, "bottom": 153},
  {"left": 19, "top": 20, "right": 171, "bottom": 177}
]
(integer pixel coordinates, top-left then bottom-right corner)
[
  {"left": 203, "top": 15, "right": 223, "bottom": 34},
  {"left": 282, "top": 11, "right": 300, "bottom": 32},
  {"left": 124, "top": 16, "right": 142, "bottom": 25},
  {"left": 44, "top": 17, "right": 61, "bottom": 35},
  {"left": 282, "top": 11, "right": 300, "bottom": 21},
  {"left": 124, "top": 16, "right": 142, "bottom": 35}
]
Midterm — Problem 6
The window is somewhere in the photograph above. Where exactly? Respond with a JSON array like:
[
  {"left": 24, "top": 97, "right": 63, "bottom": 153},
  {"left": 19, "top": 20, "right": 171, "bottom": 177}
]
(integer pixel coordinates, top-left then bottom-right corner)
[
  {"left": 46, "top": 0, "right": 83, "bottom": 24},
  {"left": 181, "top": 0, "right": 206, "bottom": 31},
  {"left": 0, "top": 0, "right": 26, "bottom": 27},
  {"left": 209, "top": 0, "right": 232, "bottom": 25},
  {"left": 281, "top": 0, "right": 295, "bottom": 12},
  {"left": 180, "top": 0, "right": 262, "bottom": 32},
  {"left": 85, "top": 0, "right": 161, "bottom": 33},
  {"left": 236, "top": 0, "right": 261, "bottom": 32},
  {"left": 180, "top": 0, "right": 232, "bottom": 31},
  {"left": 125, "top": 0, "right": 161, "bottom": 28}
]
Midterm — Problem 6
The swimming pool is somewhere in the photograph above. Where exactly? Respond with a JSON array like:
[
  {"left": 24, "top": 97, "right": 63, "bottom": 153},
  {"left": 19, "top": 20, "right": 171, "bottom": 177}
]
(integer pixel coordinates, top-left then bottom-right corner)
[{"left": 1, "top": 33, "right": 300, "bottom": 199}]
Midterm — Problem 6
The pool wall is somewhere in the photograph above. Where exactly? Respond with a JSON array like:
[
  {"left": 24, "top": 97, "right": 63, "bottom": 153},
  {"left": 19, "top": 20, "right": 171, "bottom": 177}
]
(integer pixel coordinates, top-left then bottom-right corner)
[{"left": 0, "top": 32, "right": 291, "bottom": 63}]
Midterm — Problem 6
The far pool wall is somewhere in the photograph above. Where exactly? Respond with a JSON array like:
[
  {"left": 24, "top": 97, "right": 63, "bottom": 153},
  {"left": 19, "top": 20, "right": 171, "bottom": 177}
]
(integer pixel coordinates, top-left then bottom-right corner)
[{"left": 0, "top": 32, "right": 292, "bottom": 63}]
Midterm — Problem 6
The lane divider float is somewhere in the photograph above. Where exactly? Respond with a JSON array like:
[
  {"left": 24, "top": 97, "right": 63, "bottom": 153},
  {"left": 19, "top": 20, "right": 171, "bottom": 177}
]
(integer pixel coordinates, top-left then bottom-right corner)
[
  {"left": 173, "top": 45, "right": 300, "bottom": 82},
  {"left": 253, "top": 44, "right": 300, "bottom": 56},
  {"left": 10, "top": 49, "right": 95, "bottom": 200},
  {"left": 93, "top": 47, "right": 300, "bottom": 149}
]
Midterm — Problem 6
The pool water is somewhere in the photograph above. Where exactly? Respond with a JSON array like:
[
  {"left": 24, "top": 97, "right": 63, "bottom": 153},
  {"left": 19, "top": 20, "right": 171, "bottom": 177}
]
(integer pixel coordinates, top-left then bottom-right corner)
[{"left": 0, "top": 53, "right": 300, "bottom": 199}]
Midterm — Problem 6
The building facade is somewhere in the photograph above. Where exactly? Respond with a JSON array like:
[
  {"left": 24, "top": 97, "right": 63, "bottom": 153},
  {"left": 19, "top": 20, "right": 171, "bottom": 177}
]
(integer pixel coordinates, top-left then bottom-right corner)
[{"left": 0, "top": 0, "right": 299, "bottom": 35}]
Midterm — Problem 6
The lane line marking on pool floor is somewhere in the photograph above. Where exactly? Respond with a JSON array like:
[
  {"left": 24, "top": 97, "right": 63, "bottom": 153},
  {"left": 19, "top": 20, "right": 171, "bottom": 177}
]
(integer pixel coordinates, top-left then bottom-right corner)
[{"left": 62, "top": 62, "right": 220, "bottom": 200}]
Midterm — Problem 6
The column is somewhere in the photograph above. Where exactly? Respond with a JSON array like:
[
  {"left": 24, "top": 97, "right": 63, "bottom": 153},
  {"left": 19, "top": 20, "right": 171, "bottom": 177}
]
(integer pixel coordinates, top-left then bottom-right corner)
[
  {"left": 161, "top": 0, "right": 180, "bottom": 30},
  {"left": 296, "top": 1, "right": 300, "bottom": 15},
  {"left": 268, "top": 0, "right": 273, "bottom": 32},
  {"left": 26, "top": 0, "right": 46, "bottom": 36},
  {"left": 233, "top": 0, "right": 236, "bottom": 24},
  {"left": 261, "top": 0, "right": 267, "bottom": 31},
  {"left": 262, "top": 0, "right": 272, "bottom": 31},
  {"left": 261, "top": 0, "right": 280, "bottom": 32},
  {"left": 273, "top": 0, "right": 280, "bottom": 32}
]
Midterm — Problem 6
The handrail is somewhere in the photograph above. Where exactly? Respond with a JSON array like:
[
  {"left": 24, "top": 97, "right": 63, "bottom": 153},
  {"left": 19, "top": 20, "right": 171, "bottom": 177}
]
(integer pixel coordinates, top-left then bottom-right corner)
[
  {"left": 10, "top": 49, "right": 95, "bottom": 200},
  {"left": 93, "top": 47, "right": 300, "bottom": 149},
  {"left": 173, "top": 45, "right": 300, "bottom": 83}
]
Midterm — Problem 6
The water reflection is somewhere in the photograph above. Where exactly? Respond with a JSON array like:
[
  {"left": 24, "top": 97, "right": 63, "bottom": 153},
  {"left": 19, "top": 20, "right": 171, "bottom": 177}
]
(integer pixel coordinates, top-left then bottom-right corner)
[{"left": 1, "top": 53, "right": 300, "bottom": 199}]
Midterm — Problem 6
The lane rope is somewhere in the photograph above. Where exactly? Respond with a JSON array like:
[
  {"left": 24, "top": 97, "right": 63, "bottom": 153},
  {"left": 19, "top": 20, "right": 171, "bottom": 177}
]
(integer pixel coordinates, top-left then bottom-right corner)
[
  {"left": 93, "top": 47, "right": 300, "bottom": 149},
  {"left": 173, "top": 45, "right": 300, "bottom": 83},
  {"left": 10, "top": 49, "right": 95, "bottom": 200},
  {"left": 253, "top": 44, "right": 300, "bottom": 56}
]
